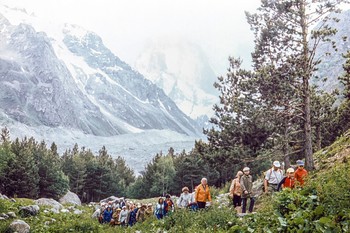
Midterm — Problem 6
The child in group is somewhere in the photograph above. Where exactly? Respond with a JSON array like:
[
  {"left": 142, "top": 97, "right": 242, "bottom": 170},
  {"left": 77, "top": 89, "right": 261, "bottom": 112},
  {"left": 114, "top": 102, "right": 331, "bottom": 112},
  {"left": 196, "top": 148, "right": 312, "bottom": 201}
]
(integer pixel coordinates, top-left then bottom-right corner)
[{"left": 278, "top": 168, "right": 295, "bottom": 191}]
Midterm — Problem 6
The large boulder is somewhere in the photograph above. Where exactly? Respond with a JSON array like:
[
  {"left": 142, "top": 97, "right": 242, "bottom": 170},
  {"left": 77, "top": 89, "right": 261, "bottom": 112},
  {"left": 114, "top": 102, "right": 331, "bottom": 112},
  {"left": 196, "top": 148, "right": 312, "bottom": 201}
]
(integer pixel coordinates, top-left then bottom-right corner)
[
  {"left": 9, "top": 219, "right": 30, "bottom": 233},
  {"left": 100, "top": 196, "right": 118, "bottom": 204},
  {"left": 91, "top": 209, "right": 101, "bottom": 219},
  {"left": 19, "top": 205, "right": 40, "bottom": 217},
  {"left": 34, "top": 198, "right": 63, "bottom": 212},
  {"left": 59, "top": 191, "right": 81, "bottom": 206},
  {"left": 252, "top": 179, "right": 264, "bottom": 198},
  {"left": 0, "top": 193, "right": 9, "bottom": 200}
]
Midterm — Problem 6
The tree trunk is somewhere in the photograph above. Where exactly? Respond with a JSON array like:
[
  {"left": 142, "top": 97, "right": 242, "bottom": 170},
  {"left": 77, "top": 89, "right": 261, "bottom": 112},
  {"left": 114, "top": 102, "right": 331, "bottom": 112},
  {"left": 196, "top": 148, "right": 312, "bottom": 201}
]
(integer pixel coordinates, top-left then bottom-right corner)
[
  {"left": 300, "top": 1, "right": 314, "bottom": 171},
  {"left": 283, "top": 107, "right": 291, "bottom": 170}
]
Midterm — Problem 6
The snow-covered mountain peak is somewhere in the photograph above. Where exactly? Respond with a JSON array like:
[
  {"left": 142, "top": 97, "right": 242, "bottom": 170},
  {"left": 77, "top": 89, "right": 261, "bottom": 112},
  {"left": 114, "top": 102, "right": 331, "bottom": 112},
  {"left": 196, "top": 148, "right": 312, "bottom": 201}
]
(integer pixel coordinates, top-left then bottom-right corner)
[
  {"left": 62, "top": 23, "right": 91, "bottom": 40},
  {"left": 135, "top": 37, "right": 218, "bottom": 119}
]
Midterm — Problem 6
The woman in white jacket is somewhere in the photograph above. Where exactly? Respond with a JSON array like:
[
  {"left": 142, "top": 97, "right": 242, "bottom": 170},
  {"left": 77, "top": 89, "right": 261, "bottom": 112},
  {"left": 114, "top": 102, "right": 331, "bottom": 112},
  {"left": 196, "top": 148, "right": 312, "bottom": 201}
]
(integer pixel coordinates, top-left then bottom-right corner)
[
  {"left": 118, "top": 205, "right": 128, "bottom": 226},
  {"left": 177, "top": 187, "right": 193, "bottom": 208}
]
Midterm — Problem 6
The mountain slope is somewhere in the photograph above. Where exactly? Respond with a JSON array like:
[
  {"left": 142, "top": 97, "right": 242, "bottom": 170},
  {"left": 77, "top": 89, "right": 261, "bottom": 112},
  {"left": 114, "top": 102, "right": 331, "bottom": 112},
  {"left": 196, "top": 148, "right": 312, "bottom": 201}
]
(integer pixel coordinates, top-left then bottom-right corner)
[
  {"left": 312, "top": 9, "right": 350, "bottom": 92},
  {"left": 0, "top": 5, "right": 202, "bottom": 137},
  {"left": 134, "top": 38, "right": 218, "bottom": 119}
]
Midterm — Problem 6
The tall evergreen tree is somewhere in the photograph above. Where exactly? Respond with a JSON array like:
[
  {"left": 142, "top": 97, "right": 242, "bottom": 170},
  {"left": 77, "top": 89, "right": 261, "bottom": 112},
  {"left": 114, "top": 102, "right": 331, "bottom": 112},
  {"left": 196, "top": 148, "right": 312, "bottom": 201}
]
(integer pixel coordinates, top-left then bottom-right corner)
[
  {"left": 36, "top": 141, "right": 69, "bottom": 199},
  {"left": 3, "top": 138, "right": 39, "bottom": 198},
  {"left": 333, "top": 50, "right": 350, "bottom": 137},
  {"left": 246, "top": 0, "right": 347, "bottom": 170}
]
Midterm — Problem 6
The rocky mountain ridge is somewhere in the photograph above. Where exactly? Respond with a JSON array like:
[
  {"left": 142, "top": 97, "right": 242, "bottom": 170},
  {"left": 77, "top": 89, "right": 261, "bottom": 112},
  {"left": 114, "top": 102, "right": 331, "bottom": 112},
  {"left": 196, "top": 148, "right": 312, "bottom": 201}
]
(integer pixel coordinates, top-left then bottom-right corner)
[{"left": 0, "top": 5, "right": 202, "bottom": 138}]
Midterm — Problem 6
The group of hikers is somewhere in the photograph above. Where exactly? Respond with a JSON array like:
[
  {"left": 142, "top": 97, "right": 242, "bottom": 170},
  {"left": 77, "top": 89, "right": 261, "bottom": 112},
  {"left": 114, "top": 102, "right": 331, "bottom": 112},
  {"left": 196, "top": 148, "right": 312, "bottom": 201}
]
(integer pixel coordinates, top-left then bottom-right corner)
[
  {"left": 96, "top": 160, "right": 308, "bottom": 226},
  {"left": 229, "top": 160, "right": 308, "bottom": 213},
  {"left": 96, "top": 177, "right": 212, "bottom": 226}
]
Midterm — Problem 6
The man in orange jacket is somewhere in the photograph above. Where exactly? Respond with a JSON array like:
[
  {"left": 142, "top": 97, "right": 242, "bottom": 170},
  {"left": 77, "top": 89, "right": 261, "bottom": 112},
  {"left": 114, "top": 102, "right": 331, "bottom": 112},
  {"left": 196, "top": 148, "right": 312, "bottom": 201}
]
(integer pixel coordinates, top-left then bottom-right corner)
[{"left": 195, "top": 177, "right": 212, "bottom": 209}]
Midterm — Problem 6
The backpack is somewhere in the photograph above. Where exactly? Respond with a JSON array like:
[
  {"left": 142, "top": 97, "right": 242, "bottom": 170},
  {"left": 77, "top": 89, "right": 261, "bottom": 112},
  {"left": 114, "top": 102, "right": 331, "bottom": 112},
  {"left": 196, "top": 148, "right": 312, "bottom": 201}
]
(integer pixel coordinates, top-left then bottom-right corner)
[{"left": 262, "top": 168, "right": 283, "bottom": 192}]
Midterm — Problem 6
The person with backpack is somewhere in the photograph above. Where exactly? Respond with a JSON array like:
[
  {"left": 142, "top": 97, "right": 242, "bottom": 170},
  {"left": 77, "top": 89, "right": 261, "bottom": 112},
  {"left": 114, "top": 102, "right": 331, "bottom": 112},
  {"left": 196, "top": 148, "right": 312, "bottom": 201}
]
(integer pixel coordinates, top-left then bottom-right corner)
[
  {"left": 229, "top": 170, "right": 243, "bottom": 211},
  {"left": 195, "top": 177, "right": 212, "bottom": 209},
  {"left": 240, "top": 167, "right": 255, "bottom": 213},
  {"left": 264, "top": 160, "right": 284, "bottom": 193},
  {"left": 277, "top": 168, "right": 295, "bottom": 191}
]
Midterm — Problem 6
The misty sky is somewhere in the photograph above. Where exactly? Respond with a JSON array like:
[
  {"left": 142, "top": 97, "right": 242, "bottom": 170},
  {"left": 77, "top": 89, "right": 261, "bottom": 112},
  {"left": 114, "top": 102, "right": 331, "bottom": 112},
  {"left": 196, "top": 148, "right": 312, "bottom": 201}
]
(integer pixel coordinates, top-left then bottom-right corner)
[{"left": 2, "top": 0, "right": 261, "bottom": 73}]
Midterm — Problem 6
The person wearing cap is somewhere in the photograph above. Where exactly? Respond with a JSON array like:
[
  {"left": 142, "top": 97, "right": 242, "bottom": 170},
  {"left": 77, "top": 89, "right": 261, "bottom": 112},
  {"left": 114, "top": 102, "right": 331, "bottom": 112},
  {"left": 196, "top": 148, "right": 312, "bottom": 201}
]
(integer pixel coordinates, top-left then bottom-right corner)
[
  {"left": 229, "top": 170, "right": 243, "bottom": 211},
  {"left": 177, "top": 187, "right": 193, "bottom": 208},
  {"left": 294, "top": 160, "right": 308, "bottom": 187},
  {"left": 264, "top": 160, "right": 284, "bottom": 193},
  {"left": 111, "top": 208, "right": 121, "bottom": 225},
  {"left": 240, "top": 167, "right": 255, "bottom": 213},
  {"left": 277, "top": 168, "right": 295, "bottom": 191},
  {"left": 195, "top": 177, "right": 212, "bottom": 209}
]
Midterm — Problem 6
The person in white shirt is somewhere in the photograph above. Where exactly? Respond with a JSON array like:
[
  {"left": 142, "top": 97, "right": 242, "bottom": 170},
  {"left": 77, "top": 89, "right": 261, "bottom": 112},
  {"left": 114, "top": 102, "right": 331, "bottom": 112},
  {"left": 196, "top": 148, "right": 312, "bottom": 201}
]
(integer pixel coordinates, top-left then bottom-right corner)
[
  {"left": 177, "top": 187, "right": 193, "bottom": 208},
  {"left": 264, "top": 160, "right": 284, "bottom": 193},
  {"left": 118, "top": 205, "right": 128, "bottom": 226}
]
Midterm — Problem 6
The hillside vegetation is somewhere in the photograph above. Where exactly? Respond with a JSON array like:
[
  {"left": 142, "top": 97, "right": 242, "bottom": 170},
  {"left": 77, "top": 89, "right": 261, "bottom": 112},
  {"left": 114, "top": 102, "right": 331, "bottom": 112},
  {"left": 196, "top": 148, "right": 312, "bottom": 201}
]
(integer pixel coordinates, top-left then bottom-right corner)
[{"left": 1, "top": 130, "right": 349, "bottom": 232}]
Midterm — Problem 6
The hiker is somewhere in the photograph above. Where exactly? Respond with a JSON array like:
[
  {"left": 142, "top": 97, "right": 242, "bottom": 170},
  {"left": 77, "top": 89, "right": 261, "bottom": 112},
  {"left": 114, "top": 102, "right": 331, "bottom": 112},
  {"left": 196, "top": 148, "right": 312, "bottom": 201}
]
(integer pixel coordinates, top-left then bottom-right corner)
[
  {"left": 145, "top": 203, "right": 153, "bottom": 218},
  {"left": 97, "top": 203, "right": 106, "bottom": 224},
  {"left": 128, "top": 203, "right": 138, "bottom": 226},
  {"left": 119, "top": 198, "right": 126, "bottom": 208},
  {"left": 195, "top": 177, "right": 212, "bottom": 209},
  {"left": 102, "top": 206, "right": 113, "bottom": 224},
  {"left": 277, "top": 168, "right": 295, "bottom": 191},
  {"left": 264, "top": 160, "right": 284, "bottom": 193},
  {"left": 118, "top": 205, "right": 128, "bottom": 226},
  {"left": 111, "top": 208, "right": 121, "bottom": 226},
  {"left": 188, "top": 187, "right": 199, "bottom": 211},
  {"left": 240, "top": 167, "right": 255, "bottom": 213},
  {"left": 177, "top": 187, "right": 193, "bottom": 208},
  {"left": 136, "top": 204, "right": 147, "bottom": 223},
  {"left": 165, "top": 194, "right": 175, "bottom": 214},
  {"left": 294, "top": 160, "right": 308, "bottom": 187},
  {"left": 229, "top": 170, "right": 243, "bottom": 211},
  {"left": 154, "top": 197, "right": 166, "bottom": 219}
]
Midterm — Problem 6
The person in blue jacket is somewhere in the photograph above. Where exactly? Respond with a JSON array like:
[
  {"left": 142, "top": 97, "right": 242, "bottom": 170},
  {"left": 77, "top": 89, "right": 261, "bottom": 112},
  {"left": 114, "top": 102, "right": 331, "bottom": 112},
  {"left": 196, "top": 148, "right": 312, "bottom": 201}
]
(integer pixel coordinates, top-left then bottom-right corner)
[{"left": 103, "top": 206, "right": 113, "bottom": 224}]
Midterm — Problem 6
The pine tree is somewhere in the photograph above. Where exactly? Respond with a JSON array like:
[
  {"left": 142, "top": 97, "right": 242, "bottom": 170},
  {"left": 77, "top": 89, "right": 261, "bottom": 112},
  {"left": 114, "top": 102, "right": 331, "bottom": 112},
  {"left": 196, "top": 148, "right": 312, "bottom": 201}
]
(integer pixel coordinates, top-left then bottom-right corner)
[
  {"left": 3, "top": 138, "right": 39, "bottom": 198},
  {"left": 333, "top": 50, "right": 350, "bottom": 137},
  {"left": 205, "top": 58, "right": 270, "bottom": 158},
  {"left": 246, "top": 0, "right": 347, "bottom": 170},
  {"left": 36, "top": 141, "right": 69, "bottom": 199}
]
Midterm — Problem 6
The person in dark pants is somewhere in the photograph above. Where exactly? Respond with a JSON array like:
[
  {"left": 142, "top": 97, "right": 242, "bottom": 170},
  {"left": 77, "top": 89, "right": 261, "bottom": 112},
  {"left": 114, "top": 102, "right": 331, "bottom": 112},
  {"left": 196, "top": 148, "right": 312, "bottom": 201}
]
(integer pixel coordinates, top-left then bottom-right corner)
[
  {"left": 240, "top": 167, "right": 255, "bottom": 213},
  {"left": 229, "top": 170, "right": 243, "bottom": 212},
  {"left": 194, "top": 178, "right": 212, "bottom": 209}
]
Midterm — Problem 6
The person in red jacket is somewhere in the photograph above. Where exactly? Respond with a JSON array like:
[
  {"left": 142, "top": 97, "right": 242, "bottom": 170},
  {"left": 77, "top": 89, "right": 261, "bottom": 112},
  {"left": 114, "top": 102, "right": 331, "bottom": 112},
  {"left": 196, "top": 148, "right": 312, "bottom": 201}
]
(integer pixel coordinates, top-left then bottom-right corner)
[
  {"left": 277, "top": 168, "right": 295, "bottom": 191},
  {"left": 294, "top": 160, "right": 308, "bottom": 187}
]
